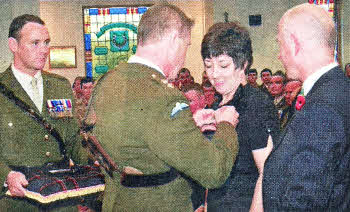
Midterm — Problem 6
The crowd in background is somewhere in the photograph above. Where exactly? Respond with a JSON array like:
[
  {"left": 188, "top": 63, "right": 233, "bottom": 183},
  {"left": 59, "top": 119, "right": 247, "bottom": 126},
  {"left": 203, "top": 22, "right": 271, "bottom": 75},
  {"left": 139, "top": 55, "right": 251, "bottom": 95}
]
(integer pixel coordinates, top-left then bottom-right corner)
[
  {"left": 71, "top": 65, "right": 310, "bottom": 132},
  {"left": 72, "top": 61, "right": 350, "bottom": 127}
]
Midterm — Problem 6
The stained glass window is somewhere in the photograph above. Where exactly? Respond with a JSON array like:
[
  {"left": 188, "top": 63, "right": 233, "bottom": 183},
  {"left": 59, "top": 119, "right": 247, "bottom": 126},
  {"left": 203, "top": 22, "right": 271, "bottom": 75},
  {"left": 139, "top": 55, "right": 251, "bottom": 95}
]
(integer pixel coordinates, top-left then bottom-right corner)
[
  {"left": 308, "top": 0, "right": 341, "bottom": 63},
  {"left": 308, "top": 0, "right": 335, "bottom": 16},
  {"left": 83, "top": 6, "right": 150, "bottom": 79}
]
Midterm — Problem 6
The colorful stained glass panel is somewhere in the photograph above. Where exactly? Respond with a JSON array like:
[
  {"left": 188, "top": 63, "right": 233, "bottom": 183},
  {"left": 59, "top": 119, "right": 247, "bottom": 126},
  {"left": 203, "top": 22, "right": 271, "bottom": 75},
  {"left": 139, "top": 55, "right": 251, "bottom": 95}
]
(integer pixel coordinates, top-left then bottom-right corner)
[{"left": 83, "top": 6, "right": 149, "bottom": 79}]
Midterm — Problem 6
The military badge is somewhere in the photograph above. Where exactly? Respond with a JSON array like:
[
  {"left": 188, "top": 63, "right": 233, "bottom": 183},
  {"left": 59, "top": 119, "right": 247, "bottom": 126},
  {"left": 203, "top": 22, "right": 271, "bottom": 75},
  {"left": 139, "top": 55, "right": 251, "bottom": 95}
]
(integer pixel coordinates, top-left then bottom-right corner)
[
  {"left": 170, "top": 102, "right": 189, "bottom": 118},
  {"left": 47, "top": 99, "right": 73, "bottom": 118}
]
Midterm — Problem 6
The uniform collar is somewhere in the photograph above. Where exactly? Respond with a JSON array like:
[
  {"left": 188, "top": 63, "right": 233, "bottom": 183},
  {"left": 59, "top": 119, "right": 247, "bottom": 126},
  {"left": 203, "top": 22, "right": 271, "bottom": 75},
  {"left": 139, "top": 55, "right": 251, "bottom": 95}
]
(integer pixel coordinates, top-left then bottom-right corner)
[
  {"left": 128, "top": 55, "right": 165, "bottom": 77},
  {"left": 12, "top": 64, "right": 42, "bottom": 86}
]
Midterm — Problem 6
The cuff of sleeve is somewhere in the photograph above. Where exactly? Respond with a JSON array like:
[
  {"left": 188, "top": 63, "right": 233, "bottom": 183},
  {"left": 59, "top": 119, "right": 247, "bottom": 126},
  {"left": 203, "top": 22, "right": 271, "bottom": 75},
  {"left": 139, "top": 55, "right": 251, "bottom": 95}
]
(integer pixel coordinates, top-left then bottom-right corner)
[
  {"left": 215, "top": 122, "right": 238, "bottom": 146},
  {"left": 0, "top": 166, "right": 12, "bottom": 196}
]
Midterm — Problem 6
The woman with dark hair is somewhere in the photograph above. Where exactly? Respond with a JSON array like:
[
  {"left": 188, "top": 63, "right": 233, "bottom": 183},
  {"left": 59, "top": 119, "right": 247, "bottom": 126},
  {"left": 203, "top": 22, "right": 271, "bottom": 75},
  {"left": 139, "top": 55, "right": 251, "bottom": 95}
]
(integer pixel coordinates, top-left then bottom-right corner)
[{"left": 199, "top": 22, "right": 280, "bottom": 211}]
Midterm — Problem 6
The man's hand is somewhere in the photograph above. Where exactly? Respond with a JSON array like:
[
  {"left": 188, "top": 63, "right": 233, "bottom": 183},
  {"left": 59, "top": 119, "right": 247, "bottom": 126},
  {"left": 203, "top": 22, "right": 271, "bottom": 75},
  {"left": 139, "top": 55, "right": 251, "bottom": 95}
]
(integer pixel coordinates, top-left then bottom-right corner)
[
  {"left": 194, "top": 205, "right": 205, "bottom": 212},
  {"left": 214, "top": 106, "right": 239, "bottom": 127},
  {"left": 6, "top": 171, "right": 28, "bottom": 197},
  {"left": 193, "top": 109, "right": 217, "bottom": 132}
]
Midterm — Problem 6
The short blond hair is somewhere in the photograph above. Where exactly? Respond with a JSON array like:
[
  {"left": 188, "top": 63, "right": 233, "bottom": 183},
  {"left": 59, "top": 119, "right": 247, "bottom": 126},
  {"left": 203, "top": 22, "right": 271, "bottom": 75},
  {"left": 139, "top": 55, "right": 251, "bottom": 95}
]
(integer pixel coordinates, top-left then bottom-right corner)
[{"left": 137, "top": 3, "right": 194, "bottom": 46}]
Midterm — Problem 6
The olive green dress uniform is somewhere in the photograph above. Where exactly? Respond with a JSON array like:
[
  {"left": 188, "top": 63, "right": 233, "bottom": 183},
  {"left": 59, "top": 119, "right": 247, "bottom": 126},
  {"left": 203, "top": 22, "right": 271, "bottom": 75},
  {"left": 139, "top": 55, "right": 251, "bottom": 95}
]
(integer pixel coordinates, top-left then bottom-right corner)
[
  {"left": 89, "top": 62, "right": 239, "bottom": 211},
  {"left": 0, "top": 67, "right": 87, "bottom": 211}
]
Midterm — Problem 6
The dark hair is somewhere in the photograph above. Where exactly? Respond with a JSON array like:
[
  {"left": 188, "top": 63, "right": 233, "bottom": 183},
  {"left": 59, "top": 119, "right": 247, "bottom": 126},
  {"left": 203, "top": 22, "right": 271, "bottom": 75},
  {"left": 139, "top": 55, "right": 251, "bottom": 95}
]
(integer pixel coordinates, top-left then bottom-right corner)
[
  {"left": 246, "top": 68, "right": 257, "bottom": 75},
  {"left": 181, "top": 83, "right": 203, "bottom": 94},
  {"left": 345, "top": 63, "right": 350, "bottom": 69},
  {"left": 178, "top": 67, "right": 191, "bottom": 77},
  {"left": 201, "top": 22, "right": 253, "bottom": 72},
  {"left": 72, "top": 76, "right": 84, "bottom": 89},
  {"left": 9, "top": 14, "right": 45, "bottom": 40},
  {"left": 80, "top": 77, "right": 94, "bottom": 89},
  {"left": 272, "top": 70, "right": 286, "bottom": 84},
  {"left": 260, "top": 68, "right": 272, "bottom": 77},
  {"left": 285, "top": 79, "right": 301, "bottom": 85},
  {"left": 138, "top": 3, "right": 194, "bottom": 45},
  {"left": 274, "top": 70, "right": 285, "bottom": 78}
]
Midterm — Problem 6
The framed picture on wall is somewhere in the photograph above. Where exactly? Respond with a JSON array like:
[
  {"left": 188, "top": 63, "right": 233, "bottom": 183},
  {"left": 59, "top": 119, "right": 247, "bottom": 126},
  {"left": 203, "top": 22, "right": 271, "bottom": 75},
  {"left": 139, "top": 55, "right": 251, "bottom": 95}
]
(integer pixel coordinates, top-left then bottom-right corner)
[{"left": 49, "top": 46, "right": 77, "bottom": 69}]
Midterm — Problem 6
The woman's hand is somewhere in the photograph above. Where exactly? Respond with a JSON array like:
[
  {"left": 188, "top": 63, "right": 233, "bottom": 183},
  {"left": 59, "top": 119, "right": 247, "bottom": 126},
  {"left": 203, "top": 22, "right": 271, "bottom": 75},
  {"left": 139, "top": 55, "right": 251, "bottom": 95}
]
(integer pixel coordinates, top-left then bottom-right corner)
[{"left": 214, "top": 106, "right": 239, "bottom": 127}]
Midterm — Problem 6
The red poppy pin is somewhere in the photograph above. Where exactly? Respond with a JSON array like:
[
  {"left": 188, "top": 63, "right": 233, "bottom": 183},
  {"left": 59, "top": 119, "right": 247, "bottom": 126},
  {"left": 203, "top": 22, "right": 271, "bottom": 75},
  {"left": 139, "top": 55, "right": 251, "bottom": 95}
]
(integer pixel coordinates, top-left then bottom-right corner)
[{"left": 295, "top": 89, "right": 305, "bottom": 111}]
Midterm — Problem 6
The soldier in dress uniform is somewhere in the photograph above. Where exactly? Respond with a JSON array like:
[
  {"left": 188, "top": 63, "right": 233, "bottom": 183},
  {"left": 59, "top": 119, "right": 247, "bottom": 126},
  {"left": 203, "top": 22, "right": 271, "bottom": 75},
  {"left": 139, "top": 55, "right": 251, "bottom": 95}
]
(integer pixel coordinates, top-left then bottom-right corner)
[
  {"left": 259, "top": 68, "right": 273, "bottom": 96},
  {"left": 246, "top": 68, "right": 259, "bottom": 88},
  {"left": 88, "top": 3, "right": 239, "bottom": 211},
  {"left": 0, "top": 14, "right": 87, "bottom": 211},
  {"left": 268, "top": 71, "right": 288, "bottom": 121}
]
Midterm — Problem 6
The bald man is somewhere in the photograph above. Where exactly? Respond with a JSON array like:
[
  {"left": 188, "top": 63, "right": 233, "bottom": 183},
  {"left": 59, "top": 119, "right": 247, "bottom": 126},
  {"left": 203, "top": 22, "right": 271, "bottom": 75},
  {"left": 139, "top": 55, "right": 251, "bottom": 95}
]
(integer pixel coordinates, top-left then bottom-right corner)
[
  {"left": 284, "top": 80, "right": 301, "bottom": 107},
  {"left": 263, "top": 3, "right": 350, "bottom": 211}
]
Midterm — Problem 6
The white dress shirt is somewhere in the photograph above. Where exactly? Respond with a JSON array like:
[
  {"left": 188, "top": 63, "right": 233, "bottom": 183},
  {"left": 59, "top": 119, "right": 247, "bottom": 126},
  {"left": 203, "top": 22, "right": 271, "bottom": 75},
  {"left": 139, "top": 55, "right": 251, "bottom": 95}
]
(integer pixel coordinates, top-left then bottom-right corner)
[
  {"left": 12, "top": 64, "right": 43, "bottom": 112},
  {"left": 128, "top": 55, "right": 165, "bottom": 77},
  {"left": 303, "top": 62, "right": 338, "bottom": 96}
]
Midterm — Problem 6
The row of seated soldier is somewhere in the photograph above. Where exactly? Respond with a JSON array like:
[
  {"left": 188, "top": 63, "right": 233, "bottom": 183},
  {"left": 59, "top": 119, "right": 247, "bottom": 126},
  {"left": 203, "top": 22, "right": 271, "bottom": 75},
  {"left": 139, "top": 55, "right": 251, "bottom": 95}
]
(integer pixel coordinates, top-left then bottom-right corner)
[
  {"left": 71, "top": 66, "right": 304, "bottom": 138},
  {"left": 246, "top": 68, "right": 302, "bottom": 129}
]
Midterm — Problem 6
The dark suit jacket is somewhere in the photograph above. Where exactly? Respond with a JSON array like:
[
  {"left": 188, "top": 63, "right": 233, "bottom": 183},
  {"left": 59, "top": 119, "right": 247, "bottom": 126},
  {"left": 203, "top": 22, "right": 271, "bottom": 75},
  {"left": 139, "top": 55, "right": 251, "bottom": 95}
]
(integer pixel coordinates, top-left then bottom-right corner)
[
  {"left": 263, "top": 66, "right": 350, "bottom": 211},
  {"left": 0, "top": 67, "right": 85, "bottom": 211}
]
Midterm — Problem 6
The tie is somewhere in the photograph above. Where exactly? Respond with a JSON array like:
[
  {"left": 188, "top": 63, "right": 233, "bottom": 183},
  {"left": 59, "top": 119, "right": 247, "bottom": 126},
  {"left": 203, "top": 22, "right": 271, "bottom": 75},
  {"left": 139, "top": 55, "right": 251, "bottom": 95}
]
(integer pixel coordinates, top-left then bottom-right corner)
[{"left": 31, "top": 77, "right": 42, "bottom": 112}]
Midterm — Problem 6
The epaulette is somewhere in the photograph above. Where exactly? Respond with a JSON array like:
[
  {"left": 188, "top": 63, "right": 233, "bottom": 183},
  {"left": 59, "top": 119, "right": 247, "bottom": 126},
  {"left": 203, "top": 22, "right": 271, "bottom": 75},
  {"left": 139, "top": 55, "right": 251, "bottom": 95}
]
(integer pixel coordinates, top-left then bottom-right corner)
[
  {"left": 149, "top": 73, "right": 189, "bottom": 118},
  {"left": 150, "top": 73, "right": 175, "bottom": 89}
]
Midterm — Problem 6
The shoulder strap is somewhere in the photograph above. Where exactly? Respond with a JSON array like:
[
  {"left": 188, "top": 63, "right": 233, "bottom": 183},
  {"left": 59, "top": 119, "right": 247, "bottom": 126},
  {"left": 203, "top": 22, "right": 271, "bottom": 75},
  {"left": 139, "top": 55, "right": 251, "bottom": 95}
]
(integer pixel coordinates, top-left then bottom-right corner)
[{"left": 0, "top": 82, "right": 67, "bottom": 159}]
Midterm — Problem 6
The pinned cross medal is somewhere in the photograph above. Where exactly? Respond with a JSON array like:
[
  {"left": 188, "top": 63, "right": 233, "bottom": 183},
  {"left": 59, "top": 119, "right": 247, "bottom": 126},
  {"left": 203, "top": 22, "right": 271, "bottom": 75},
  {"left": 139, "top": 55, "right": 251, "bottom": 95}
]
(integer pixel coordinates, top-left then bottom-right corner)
[{"left": 47, "top": 99, "right": 73, "bottom": 118}]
